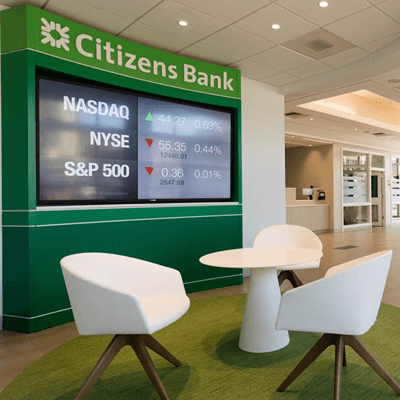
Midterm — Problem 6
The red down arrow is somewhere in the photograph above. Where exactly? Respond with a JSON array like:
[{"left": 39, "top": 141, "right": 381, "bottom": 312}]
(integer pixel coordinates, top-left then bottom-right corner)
[
  {"left": 145, "top": 138, "right": 154, "bottom": 147},
  {"left": 145, "top": 167, "right": 154, "bottom": 176}
]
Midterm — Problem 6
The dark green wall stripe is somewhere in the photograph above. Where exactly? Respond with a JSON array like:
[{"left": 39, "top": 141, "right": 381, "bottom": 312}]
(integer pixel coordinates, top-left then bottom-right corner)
[
  {"left": 35, "top": 214, "right": 242, "bottom": 227},
  {"left": 3, "top": 310, "right": 75, "bottom": 334},
  {"left": 184, "top": 273, "right": 243, "bottom": 285},
  {"left": 3, "top": 214, "right": 243, "bottom": 228},
  {"left": 4, "top": 272, "right": 243, "bottom": 320},
  {"left": 2, "top": 204, "right": 242, "bottom": 226},
  {"left": 3, "top": 306, "right": 72, "bottom": 319}
]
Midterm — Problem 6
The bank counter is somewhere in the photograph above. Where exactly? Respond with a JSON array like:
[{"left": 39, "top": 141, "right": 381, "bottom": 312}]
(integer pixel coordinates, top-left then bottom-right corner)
[{"left": 286, "top": 188, "right": 330, "bottom": 233}]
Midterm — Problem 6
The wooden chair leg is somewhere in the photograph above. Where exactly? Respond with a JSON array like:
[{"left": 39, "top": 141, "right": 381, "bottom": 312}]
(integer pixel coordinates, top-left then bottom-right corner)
[
  {"left": 334, "top": 336, "right": 345, "bottom": 400},
  {"left": 74, "top": 334, "right": 129, "bottom": 400},
  {"left": 142, "top": 334, "right": 182, "bottom": 367},
  {"left": 343, "top": 347, "right": 347, "bottom": 367},
  {"left": 74, "top": 334, "right": 180, "bottom": 400},
  {"left": 286, "top": 271, "right": 298, "bottom": 288},
  {"left": 291, "top": 271, "right": 304, "bottom": 287},
  {"left": 278, "top": 271, "right": 288, "bottom": 286},
  {"left": 279, "top": 270, "right": 304, "bottom": 288},
  {"left": 130, "top": 335, "right": 171, "bottom": 400},
  {"left": 277, "top": 333, "right": 335, "bottom": 392},
  {"left": 345, "top": 335, "right": 400, "bottom": 395}
]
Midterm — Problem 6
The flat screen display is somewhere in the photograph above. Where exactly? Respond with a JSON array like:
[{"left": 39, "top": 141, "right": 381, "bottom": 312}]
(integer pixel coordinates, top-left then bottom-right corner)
[{"left": 37, "top": 76, "right": 233, "bottom": 205}]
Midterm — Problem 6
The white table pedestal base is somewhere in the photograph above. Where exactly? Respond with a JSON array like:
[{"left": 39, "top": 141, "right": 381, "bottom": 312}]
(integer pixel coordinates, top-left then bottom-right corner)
[{"left": 239, "top": 267, "right": 289, "bottom": 353}]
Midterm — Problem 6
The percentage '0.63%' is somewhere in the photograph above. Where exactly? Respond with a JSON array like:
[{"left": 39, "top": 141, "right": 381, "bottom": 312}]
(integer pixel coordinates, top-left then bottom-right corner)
[
  {"left": 194, "top": 170, "right": 222, "bottom": 179},
  {"left": 194, "top": 120, "right": 222, "bottom": 131}
]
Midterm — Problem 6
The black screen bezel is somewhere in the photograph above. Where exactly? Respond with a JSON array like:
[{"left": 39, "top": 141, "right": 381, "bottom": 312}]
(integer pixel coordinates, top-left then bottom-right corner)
[{"left": 36, "top": 72, "right": 234, "bottom": 206}]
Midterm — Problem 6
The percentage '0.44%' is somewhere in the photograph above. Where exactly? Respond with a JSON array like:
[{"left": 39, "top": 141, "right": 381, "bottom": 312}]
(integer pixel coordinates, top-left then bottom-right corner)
[
  {"left": 194, "top": 170, "right": 222, "bottom": 179},
  {"left": 194, "top": 120, "right": 222, "bottom": 131},
  {"left": 194, "top": 144, "right": 222, "bottom": 155}
]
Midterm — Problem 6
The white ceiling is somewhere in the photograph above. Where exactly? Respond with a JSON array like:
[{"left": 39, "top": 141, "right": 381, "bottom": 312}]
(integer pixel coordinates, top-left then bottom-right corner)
[{"left": 1, "top": 0, "right": 400, "bottom": 148}]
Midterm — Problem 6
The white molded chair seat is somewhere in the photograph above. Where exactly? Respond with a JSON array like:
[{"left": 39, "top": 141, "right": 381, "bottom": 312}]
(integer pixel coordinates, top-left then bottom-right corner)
[
  {"left": 275, "top": 250, "right": 400, "bottom": 399},
  {"left": 253, "top": 225, "right": 323, "bottom": 287},
  {"left": 61, "top": 252, "right": 190, "bottom": 400}
]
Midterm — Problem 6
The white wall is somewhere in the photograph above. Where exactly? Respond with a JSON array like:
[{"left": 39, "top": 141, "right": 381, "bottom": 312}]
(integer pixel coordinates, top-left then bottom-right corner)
[{"left": 241, "top": 77, "right": 286, "bottom": 250}]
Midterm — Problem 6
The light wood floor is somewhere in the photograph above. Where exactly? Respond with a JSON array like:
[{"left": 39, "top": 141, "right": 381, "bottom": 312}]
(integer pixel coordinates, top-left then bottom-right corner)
[{"left": 1, "top": 226, "right": 400, "bottom": 393}]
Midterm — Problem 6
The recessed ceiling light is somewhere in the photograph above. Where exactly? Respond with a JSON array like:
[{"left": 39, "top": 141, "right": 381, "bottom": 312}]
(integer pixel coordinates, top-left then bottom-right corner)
[
  {"left": 308, "top": 144, "right": 313, "bottom": 147},
  {"left": 271, "top": 24, "right": 280, "bottom": 30},
  {"left": 354, "top": 128, "right": 358, "bottom": 131},
  {"left": 319, "top": 1, "right": 329, "bottom": 7},
  {"left": 310, "top": 118, "right": 314, "bottom": 120},
  {"left": 178, "top": 20, "right": 188, "bottom": 27}
]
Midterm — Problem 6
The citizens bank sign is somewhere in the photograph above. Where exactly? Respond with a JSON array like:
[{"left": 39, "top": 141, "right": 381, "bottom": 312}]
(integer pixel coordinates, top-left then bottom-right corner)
[{"left": 1, "top": 5, "right": 241, "bottom": 99}]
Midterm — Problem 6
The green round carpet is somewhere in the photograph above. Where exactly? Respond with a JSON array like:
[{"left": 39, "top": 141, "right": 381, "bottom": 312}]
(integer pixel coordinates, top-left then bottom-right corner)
[{"left": 3, "top": 294, "right": 400, "bottom": 399}]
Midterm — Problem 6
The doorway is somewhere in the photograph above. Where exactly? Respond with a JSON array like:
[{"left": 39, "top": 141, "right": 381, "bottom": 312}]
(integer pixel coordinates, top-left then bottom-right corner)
[{"left": 371, "top": 171, "right": 384, "bottom": 227}]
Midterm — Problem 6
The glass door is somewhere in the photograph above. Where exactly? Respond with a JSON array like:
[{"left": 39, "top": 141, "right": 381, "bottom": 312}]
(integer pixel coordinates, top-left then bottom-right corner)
[
  {"left": 392, "top": 157, "right": 400, "bottom": 222},
  {"left": 371, "top": 171, "right": 383, "bottom": 226},
  {"left": 343, "top": 150, "right": 370, "bottom": 227}
]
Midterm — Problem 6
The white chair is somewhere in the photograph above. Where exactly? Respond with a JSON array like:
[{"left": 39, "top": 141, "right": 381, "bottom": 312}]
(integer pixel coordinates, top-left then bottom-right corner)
[
  {"left": 253, "top": 225, "right": 323, "bottom": 288},
  {"left": 60, "top": 253, "right": 190, "bottom": 400},
  {"left": 275, "top": 250, "right": 400, "bottom": 400}
]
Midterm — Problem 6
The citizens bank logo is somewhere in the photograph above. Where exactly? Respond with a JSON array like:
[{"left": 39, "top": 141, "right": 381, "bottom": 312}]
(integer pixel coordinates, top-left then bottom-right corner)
[
  {"left": 37, "top": 16, "right": 235, "bottom": 93},
  {"left": 40, "top": 18, "right": 70, "bottom": 51}
]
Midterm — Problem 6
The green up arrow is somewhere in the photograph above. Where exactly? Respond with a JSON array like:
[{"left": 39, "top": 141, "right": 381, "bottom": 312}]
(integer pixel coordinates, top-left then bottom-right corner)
[{"left": 146, "top": 112, "right": 154, "bottom": 121}]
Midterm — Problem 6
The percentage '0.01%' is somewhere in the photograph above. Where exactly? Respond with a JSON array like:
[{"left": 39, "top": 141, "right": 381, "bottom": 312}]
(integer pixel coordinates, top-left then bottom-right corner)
[{"left": 194, "top": 170, "right": 222, "bottom": 179}]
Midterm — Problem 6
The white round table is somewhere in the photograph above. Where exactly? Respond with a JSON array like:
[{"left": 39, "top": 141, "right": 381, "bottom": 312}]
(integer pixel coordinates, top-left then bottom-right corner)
[{"left": 200, "top": 246, "right": 323, "bottom": 353}]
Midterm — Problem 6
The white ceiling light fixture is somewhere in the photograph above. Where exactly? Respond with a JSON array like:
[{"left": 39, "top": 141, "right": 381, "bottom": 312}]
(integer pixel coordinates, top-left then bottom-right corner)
[
  {"left": 271, "top": 24, "right": 280, "bottom": 30},
  {"left": 319, "top": 1, "right": 329, "bottom": 8},
  {"left": 178, "top": 20, "right": 188, "bottom": 27},
  {"left": 310, "top": 118, "right": 314, "bottom": 120}
]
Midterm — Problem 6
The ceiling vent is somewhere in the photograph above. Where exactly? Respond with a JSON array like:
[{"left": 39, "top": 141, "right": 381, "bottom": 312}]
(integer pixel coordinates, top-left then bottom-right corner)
[
  {"left": 372, "top": 132, "right": 392, "bottom": 137},
  {"left": 285, "top": 111, "right": 308, "bottom": 119},
  {"left": 281, "top": 28, "right": 354, "bottom": 60},
  {"left": 304, "top": 39, "right": 333, "bottom": 52}
]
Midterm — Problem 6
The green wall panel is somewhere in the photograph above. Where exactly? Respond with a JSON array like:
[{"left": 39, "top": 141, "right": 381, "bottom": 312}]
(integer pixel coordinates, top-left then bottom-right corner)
[
  {"left": 3, "top": 227, "right": 34, "bottom": 316},
  {"left": 1, "top": 51, "right": 37, "bottom": 210},
  {"left": 3, "top": 215, "right": 242, "bottom": 332},
  {"left": 33, "top": 215, "right": 242, "bottom": 310},
  {"left": 0, "top": 5, "right": 28, "bottom": 53},
  {"left": 1, "top": 10, "right": 243, "bottom": 333}
]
